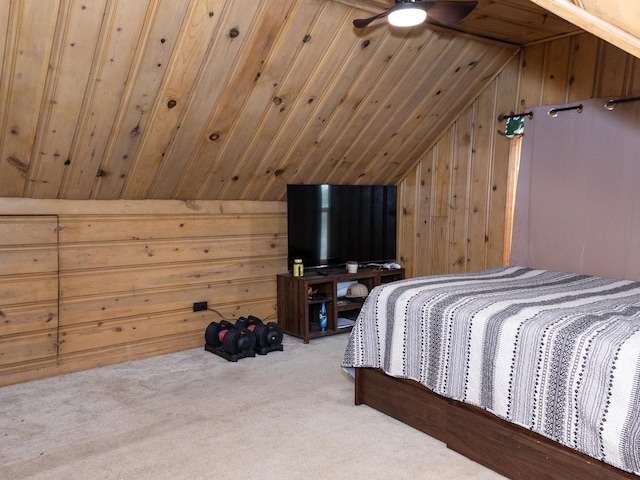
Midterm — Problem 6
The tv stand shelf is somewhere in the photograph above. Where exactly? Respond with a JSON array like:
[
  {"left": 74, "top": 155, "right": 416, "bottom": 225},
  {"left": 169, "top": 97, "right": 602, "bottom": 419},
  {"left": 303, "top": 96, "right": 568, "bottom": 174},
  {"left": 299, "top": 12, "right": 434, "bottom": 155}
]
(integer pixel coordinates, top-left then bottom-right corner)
[{"left": 276, "top": 267, "right": 405, "bottom": 343}]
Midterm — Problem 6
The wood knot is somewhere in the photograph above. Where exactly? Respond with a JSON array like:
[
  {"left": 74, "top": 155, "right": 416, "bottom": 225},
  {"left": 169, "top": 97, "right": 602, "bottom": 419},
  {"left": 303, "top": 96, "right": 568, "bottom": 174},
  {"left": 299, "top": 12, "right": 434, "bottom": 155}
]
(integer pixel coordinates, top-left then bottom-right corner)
[{"left": 229, "top": 28, "right": 239, "bottom": 38}]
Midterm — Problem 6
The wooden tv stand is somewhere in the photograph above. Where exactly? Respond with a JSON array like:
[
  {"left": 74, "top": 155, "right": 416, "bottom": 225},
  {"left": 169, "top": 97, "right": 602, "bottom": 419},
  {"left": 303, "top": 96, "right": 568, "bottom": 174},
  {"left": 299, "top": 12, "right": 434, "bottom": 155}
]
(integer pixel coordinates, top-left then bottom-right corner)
[{"left": 276, "top": 267, "right": 404, "bottom": 343}]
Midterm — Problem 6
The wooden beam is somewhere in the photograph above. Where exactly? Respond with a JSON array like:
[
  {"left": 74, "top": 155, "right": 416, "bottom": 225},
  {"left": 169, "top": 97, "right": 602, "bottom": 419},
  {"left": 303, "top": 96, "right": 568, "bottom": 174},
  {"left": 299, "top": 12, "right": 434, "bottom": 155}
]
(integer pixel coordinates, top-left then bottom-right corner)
[{"left": 528, "top": 0, "right": 640, "bottom": 59}]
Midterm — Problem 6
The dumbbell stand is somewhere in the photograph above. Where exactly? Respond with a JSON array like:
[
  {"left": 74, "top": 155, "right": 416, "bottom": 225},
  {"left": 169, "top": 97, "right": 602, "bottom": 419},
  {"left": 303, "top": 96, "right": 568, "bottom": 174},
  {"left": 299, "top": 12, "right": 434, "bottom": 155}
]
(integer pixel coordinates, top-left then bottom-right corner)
[
  {"left": 204, "top": 343, "right": 256, "bottom": 362},
  {"left": 256, "top": 344, "right": 284, "bottom": 355}
]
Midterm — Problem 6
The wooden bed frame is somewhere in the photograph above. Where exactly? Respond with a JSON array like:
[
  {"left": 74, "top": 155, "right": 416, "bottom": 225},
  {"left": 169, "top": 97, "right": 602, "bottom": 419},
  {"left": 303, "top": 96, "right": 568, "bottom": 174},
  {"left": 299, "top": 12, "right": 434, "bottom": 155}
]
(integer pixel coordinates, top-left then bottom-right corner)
[{"left": 355, "top": 367, "right": 638, "bottom": 480}]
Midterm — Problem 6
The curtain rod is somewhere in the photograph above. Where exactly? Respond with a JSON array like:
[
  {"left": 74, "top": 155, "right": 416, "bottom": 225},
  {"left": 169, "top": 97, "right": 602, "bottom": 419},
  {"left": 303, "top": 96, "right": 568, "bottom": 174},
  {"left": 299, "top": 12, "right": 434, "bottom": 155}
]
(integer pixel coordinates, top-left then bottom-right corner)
[
  {"left": 499, "top": 95, "right": 640, "bottom": 121},
  {"left": 548, "top": 104, "right": 583, "bottom": 117},
  {"left": 498, "top": 111, "right": 533, "bottom": 121},
  {"left": 605, "top": 95, "right": 640, "bottom": 110}
]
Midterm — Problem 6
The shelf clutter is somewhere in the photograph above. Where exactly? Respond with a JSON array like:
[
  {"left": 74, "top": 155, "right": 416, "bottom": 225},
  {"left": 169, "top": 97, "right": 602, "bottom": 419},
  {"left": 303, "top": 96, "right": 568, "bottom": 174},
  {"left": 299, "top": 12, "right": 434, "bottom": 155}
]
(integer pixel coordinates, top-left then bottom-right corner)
[{"left": 277, "top": 266, "right": 404, "bottom": 343}]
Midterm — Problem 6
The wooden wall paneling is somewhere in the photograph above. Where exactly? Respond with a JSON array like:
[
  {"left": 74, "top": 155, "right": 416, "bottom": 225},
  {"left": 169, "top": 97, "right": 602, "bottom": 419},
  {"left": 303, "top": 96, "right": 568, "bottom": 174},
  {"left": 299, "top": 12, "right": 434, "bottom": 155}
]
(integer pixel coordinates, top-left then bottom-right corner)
[
  {"left": 486, "top": 57, "right": 520, "bottom": 269},
  {"left": 0, "top": 216, "right": 58, "bottom": 381},
  {"left": 629, "top": 56, "right": 640, "bottom": 93},
  {"left": 541, "top": 36, "right": 573, "bottom": 105},
  {"left": 0, "top": 245, "right": 57, "bottom": 276},
  {"left": 0, "top": 274, "right": 59, "bottom": 305},
  {"left": 0, "top": 331, "right": 57, "bottom": 365},
  {"left": 430, "top": 130, "right": 453, "bottom": 275},
  {"left": 58, "top": 213, "right": 285, "bottom": 242},
  {"left": 448, "top": 107, "right": 474, "bottom": 274},
  {"left": 466, "top": 78, "right": 497, "bottom": 272},
  {"left": 120, "top": 0, "right": 224, "bottom": 200},
  {"left": 518, "top": 43, "right": 546, "bottom": 110},
  {"left": 59, "top": 235, "right": 286, "bottom": 270},
  {"left": 595, "top": 42, "right": 634, "bottom": 97},
  {"left": 60, "top": 1, "right": 151, "bottom": 199},
  {"left": 59, "top": 257, "right": 284, "bottom": 298},
  {"left": 566, "top": 34, "right": 600, "bottom": 101},
  {"left": 0, "top": 304, "right": 57, "bottom": 337},
  {"left": 370, "top": 44, "right": 518, "bottom": 185},
  {"left": 27, "top": 0, "right": 109, "bottom": 198},
  {"left": 58, "top": 296, "right": 275, "bottom": 355},
  {"left": 173, "top": 0, "right": 298, "bottom": 200},
  {"left": 413, "top": 152, "right": 435, "bottom": 275},
  {"left": 94, "top": 0, "right": 193, "bottom": 200},
  {"left": 60, "top": 277, "right": 276, "bottom": 326},
  {"left": 397, "top": 167, "right": 419, "bottom": 279},
  {"left": 148, "top": 0, "right": 261, "bottom": 199},
  {"left": 0, "top": 200, "right": 286, "bottom": 385},
  {"left": 214, "top": 0, "right": 336, "bottom": 200},
  {"left": 0, "top": 1, "right": 60, "bottom": 197}
]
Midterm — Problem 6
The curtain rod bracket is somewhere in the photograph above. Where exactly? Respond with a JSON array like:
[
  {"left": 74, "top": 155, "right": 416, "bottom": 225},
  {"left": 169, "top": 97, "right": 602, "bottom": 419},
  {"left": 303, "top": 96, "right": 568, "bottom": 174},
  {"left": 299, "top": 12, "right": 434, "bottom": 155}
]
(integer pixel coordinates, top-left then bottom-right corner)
[{"left": 498, "top": 111, "right": 533, "bottom": 121}]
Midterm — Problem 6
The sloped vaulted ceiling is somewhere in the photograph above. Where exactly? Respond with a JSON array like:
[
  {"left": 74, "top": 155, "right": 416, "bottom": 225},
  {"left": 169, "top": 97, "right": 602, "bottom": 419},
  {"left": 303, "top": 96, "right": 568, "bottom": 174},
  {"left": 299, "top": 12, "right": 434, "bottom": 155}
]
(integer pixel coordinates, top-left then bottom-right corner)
[{"left": 0, "top": 0, "right": 625, "bottom": 202}]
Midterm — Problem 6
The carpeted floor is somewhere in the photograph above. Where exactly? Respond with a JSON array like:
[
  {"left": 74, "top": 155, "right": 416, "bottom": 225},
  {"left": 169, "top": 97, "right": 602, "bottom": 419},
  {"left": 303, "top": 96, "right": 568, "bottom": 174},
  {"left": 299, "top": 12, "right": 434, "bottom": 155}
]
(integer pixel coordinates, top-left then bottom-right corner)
[{"left": 0, "top": 334, "right": 506, "bottom": 479}]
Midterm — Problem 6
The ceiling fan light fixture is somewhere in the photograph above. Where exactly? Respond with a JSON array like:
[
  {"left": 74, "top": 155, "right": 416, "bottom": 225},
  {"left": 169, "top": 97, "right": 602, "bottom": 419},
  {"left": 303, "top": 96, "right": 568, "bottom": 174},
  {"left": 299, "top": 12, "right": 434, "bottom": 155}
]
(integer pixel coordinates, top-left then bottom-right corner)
[{"left": 388, "top": 7, "right": 427, "bottom": 27}]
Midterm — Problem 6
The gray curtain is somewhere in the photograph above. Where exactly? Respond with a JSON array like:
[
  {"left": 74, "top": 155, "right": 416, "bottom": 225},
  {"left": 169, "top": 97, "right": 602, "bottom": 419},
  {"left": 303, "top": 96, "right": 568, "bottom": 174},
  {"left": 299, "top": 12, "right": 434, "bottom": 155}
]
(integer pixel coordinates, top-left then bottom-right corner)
[{"left": 510, "top": 97, "right": 640, "bottom": 281}]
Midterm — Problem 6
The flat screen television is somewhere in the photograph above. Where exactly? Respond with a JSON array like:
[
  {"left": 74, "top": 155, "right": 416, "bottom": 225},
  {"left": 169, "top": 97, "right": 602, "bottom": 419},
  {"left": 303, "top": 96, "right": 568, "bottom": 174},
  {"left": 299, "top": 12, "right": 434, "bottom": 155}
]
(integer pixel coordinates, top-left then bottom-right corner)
[{"left": 286, "top": 184, "right": 397, "bottom": 270}]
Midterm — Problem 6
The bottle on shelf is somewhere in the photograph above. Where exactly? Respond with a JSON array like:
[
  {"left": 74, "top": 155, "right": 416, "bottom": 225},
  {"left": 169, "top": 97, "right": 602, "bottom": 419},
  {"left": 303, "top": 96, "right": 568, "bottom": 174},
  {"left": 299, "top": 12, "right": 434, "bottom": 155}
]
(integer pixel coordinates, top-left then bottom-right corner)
[
  {"left": 319, "top": 302, "right": 327, "bottom": 332},
  {"left": 293, "top": 258, "right": 304, "bottom": 277}
]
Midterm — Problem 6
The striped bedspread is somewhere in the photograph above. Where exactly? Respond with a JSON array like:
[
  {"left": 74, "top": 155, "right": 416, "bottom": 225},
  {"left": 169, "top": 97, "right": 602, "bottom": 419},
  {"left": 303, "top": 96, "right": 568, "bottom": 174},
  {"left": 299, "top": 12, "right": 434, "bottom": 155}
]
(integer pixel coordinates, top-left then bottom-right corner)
[{"left": 342, "top": 266, "right": 640, "bottom": 475}]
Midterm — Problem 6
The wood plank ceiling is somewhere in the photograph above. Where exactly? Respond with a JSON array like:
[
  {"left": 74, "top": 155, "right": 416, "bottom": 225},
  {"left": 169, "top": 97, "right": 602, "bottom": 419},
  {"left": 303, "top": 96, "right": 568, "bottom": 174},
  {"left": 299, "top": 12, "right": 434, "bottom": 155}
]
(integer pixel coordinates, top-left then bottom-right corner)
[{"left": 0, "top": 1, "right": 582, "bottom": 201}]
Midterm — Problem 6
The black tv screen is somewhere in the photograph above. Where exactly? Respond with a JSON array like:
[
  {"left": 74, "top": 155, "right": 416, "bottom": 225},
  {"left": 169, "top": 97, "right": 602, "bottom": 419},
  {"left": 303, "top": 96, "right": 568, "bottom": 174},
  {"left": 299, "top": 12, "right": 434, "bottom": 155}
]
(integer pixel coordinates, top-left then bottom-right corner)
[{"left": 287, "top": 184, "right": 397, "bottom": 270}]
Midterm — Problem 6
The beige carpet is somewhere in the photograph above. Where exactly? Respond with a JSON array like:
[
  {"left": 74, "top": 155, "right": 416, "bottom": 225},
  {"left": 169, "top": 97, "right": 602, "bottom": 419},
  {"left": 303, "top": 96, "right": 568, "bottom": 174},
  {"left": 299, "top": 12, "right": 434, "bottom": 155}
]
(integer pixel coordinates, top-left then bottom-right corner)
[{"left": 0, "top": 334, "right": 505, "bottom": 479}]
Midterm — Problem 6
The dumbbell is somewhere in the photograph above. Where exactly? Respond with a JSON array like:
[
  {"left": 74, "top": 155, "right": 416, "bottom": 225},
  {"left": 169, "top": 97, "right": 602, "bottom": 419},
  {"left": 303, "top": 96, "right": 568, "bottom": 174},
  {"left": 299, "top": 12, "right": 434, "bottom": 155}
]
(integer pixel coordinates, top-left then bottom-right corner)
[
  {"left": 236, "top": 315, "right": 283, "bottom": 351},
  {"left": 205, "top": 320, "right": 256, "bottom": 355}
]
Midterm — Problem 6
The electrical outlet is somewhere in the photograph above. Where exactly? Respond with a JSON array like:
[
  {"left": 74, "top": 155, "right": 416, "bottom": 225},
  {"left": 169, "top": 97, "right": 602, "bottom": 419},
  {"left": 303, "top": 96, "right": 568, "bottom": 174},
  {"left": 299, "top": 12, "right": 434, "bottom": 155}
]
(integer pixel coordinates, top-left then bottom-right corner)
[{"left": 193, "top": 301, "right": 208, "bottom": 312}]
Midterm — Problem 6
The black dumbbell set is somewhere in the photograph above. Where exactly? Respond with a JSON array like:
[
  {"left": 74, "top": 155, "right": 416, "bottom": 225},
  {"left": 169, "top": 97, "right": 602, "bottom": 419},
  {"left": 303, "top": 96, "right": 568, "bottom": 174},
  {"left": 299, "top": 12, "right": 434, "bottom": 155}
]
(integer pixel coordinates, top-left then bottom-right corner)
[{"left": 204, "top": 315, "right": 284, "bottom": 362}]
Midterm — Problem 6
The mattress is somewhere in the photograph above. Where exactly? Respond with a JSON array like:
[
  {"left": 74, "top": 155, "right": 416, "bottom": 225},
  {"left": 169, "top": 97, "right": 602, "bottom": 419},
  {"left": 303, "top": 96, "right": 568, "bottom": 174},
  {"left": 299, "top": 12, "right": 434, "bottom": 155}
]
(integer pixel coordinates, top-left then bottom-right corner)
[{"left": 342, "top": 266, "right": 640, "bottom": 475}]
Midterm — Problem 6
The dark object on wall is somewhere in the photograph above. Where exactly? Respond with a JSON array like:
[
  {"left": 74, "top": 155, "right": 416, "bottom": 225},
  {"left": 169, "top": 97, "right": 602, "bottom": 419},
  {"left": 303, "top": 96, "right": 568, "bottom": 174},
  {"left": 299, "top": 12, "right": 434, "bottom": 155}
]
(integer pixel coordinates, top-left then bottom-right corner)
[
  {"left": 287, "top": 184, "right": 397, "bottom": 270},
  {"left": 204, "top": 320, "right": 256, "bottom": 362}
]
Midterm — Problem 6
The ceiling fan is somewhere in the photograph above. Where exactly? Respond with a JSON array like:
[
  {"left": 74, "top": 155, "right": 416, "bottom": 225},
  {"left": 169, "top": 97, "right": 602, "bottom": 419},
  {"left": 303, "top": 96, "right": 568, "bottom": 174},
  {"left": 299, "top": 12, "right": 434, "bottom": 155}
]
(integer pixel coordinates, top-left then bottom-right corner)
[{"left": 353, "top": 1, "right": 478, "bottom": 28}]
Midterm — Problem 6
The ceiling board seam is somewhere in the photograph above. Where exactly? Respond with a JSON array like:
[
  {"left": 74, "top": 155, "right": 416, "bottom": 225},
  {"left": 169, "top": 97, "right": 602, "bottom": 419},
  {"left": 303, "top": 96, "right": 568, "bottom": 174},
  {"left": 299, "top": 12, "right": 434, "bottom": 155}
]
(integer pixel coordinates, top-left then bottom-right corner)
[
  {"left": 121, "top": 0, "right": 225, "bottom": 200},
  {"left": 147, "top": 0, "right": 245, "bottom": 199},
  {"left": 57, "top": 0, "right": 120, "bottom": 199},
  {"left": 172, "top": 1, "right": 290, "bottom": 200},
  {"left": 26, "top": 0, "right": 71, "bottom": 198},
  {"left": 279, "top": 26, "right": 393, "bottom": 187},
  {"left": 250, "top": 4, "right": 383, "bottom": 199},
  {"left": 92, "top": 0, "right": 163, "bottom": 200},
  {"left": 143, "top": 0, "right": 243, "bottom": 200},
  {"left": 217, "top": 0, "right": 324, "bottom": 200},
  {"left": 193, "top": 0, "right": 300, "bottom": 200},
  {"left": 237, "top": 0, "right": 346, "bottom": 201},
  {"left": 366, "top": 40, "right": 491, "bottom": 183},
  {"left": 391, "top": 46, "right": 521, "bottom": 185},
  {"left": 326, "top": 30, "right": 445, "bottom": 185},
  {"left": 258, "top": 7, "right": 416, "bottom": 195}
]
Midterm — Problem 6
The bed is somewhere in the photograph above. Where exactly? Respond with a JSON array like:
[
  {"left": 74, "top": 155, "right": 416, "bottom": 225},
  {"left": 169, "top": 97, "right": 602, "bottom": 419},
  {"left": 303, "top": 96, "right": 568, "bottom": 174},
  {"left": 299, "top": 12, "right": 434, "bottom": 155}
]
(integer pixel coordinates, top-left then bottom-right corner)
[{"left": 342, "top": 266, "right": 640, "bottom": 479}]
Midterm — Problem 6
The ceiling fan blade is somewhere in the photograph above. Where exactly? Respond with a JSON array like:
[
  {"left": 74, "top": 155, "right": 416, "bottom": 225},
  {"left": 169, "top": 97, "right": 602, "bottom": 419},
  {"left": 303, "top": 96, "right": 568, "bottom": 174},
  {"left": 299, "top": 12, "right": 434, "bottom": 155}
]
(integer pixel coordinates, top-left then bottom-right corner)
[
  {"left": 353, "top": 10, "right": 391, "bottom": 29},
  {"left": 425, "top": 1, "right": 478, "bottom": 25}
]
